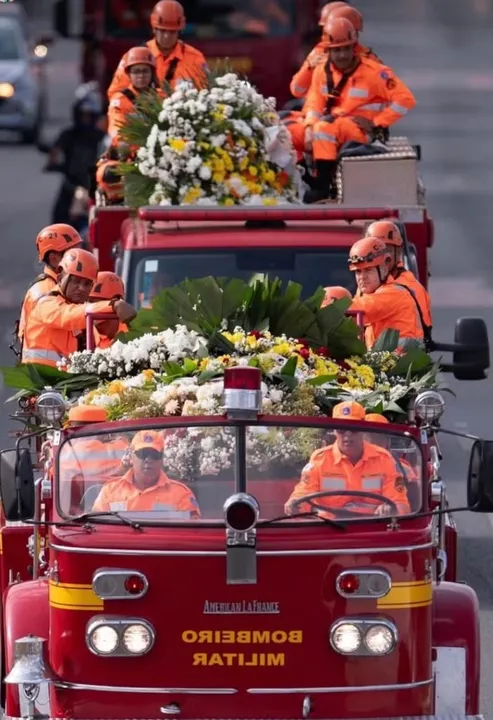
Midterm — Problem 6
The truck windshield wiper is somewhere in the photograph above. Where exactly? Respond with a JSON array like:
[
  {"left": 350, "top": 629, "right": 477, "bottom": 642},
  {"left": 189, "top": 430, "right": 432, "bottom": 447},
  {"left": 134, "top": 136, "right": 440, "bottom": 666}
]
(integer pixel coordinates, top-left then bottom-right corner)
[
  {"left": 258, "top": 511, "right": 346, "bottom": 530},
  {"left": 68, "top": 511, "right": 143, "bottom": 531}
]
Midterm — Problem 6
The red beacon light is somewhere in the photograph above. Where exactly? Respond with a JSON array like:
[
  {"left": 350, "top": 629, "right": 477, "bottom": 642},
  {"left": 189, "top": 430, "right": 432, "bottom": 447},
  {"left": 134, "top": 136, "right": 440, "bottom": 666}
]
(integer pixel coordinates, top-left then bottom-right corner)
[
  {"left": 337, "top": 573, "right": 360, "bottom": 595},
  {"left": 223, "top": 367, "right": 262, "bottom": 417},
  {"left": 224, "top": 493, "right": 260, "bottom": 533},
  {"left": 124, "top": 574, "right": 146, "bottom": 596}
]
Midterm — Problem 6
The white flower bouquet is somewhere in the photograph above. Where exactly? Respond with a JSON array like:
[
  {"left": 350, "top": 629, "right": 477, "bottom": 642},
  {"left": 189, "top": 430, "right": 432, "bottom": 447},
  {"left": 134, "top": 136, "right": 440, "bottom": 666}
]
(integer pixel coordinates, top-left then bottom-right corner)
[{"left": 119, "top": 72, "right": 300, "bottom": 207}]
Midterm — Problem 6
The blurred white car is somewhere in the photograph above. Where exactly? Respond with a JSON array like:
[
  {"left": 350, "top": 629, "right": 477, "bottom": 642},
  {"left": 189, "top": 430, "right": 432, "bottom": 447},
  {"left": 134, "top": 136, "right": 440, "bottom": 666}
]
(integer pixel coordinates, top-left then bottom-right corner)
[{"left": 0, "top": 11, "right": 51, "bottom": 143}]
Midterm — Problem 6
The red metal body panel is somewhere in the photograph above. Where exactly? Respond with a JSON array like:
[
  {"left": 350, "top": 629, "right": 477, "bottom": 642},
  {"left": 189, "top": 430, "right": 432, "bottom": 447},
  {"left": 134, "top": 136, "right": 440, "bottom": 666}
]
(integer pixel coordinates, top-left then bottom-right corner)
[
  {"left": 89, "top": 206, "right": 131, "bottom": 271},
  {"left": 3, "top": 579, "right": 49, "bottom": 717},
  {"left": 444, "top": 521, "right": 458, "bottom": 583},
  {"left": 0, "top": 526, "right": 32, "bottom": 591},
  {"left": 49, "top": 522, "right": 434, "bottom": 719},
  {"left": 432, "top": 582, "right": 481, "bottom": 714}
]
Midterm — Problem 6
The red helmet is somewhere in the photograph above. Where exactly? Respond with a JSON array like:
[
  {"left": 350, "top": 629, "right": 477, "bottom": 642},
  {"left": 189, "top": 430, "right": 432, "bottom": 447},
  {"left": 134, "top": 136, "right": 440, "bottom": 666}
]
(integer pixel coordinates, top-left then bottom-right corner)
[
  {"left": 124, "top": 47, "right": 156, "bottom": 72},
  {"left": 348, "top": 237, "right": 392, "bottom": 271},
  {"left": 323, "top": 16, "right": 357, "bottom": 47},
  {"left": 150, "top": 0, "right": 185, "bottom": 31},
  {"left": 328, "top": 5, "right": 364, "bottom": 32},
  {"left": 58, "top": 248, "right": 99, "bottom": 282},
  {"left": 90, "top": 272, "right": 125, "bottom": 300},
  {"left": 36, "top": 223, "right": 82, "bottom": 262},
  {"left": 365, "top": 220, "right": 403, "bottom": 247}
]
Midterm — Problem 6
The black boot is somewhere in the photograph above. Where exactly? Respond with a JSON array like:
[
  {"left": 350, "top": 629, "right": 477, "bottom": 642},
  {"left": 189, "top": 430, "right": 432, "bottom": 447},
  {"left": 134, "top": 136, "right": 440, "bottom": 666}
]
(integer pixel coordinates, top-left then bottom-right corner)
[{"left": 303, "top": 160, "right": 338, "bottom": 204}]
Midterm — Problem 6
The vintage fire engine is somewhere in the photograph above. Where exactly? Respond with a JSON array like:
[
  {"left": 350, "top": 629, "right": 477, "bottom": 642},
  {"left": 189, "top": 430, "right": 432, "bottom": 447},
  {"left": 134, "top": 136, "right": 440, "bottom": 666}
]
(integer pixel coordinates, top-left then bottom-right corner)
[
  {"left": 89, "top": 137, "right": 434, "bottom": 307},
  {"left": 0, "top": 348, "right": 492, "bottom": 719}
]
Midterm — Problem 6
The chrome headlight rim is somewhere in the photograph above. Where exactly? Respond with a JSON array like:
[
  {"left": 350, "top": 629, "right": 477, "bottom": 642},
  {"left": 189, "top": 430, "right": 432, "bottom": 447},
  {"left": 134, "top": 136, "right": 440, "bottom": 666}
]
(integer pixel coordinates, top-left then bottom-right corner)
[
  {"left": 414, "top": 389, "right": 445, "bottom": 424},
  {"left": 86, "top": 616, "right": 155, "bottom": 657},
  {"left": 330, "top": 617, "right": 398, "bottom": 656}
]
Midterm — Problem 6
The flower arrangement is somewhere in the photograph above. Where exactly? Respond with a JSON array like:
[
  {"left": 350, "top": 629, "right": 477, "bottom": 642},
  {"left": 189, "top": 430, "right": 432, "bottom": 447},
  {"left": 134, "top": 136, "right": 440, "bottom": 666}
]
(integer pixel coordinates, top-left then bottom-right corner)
[{"left": 118, "top": 72, "right": 300, "bottom": 207}]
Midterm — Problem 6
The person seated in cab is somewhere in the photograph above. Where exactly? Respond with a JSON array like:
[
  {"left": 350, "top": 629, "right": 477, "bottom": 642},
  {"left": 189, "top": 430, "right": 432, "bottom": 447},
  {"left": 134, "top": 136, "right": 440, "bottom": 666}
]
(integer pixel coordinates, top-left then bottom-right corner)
[
  {"left": 347, "top": 237, "right": 425, "bottom": 350},
  {"left": 89, "top": 271, "right": 129, "bottom": 348},
  {"left": 287, "top": 17, "right": 415, "bottom": 203},
  {"left": 108, "top": 48, "right": 162, "bottom": 143},
  {"left": 289, "top": 3, "right": 381, "bottom": 102},
  {"left": 107, "top": 1, "right": 208, "bottom": 102},
  {"left": 59, "top": 406, "right": 129, "bottom": 512},
  {"left": 284, "top": 401, "right": 410, "bottom": 517},
  {"left": 364, "top": 412, "right": 420, "bottom": 512},
  {"left": 92, "top": 430, "right": 201, "bottom": 517}
]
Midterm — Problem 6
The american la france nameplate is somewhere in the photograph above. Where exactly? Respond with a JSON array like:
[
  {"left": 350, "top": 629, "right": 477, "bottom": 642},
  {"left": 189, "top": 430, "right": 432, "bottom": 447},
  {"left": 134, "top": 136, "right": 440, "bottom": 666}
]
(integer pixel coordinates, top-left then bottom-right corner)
[{"left": 203, "top": 600, "right": 280, "bottom": 614}]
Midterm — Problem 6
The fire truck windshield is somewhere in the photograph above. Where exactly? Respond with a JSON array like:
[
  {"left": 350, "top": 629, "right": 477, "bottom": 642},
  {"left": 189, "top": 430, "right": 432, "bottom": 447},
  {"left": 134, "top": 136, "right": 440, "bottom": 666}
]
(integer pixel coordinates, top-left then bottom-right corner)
[
  {"left": 57, "top": 423, "right": 423, "bottom": 523},
  {"left": 129, "top": 247, "right": 357, "bottom": 310},
  {"left": 104, "top": 0, "right": 295, "bottom": 39}
]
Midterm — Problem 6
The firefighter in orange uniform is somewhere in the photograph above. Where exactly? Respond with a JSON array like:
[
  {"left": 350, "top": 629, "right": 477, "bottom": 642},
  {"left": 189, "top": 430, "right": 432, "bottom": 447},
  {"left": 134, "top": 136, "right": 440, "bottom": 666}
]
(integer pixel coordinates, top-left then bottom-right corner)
[
  {"left": 292, "top": 17, "right": 415, "bottom": 202},
  {"left": 22, "top": 249, "right": 136, "bottom": 367},
  {"left": 290, "top": 4, "right": 381, "bottom": 101},
  {"left": 89, "top": 271, "right": 129, "bottom": 348},
  {"left": 92, "top": 430, "right": 201, "bottom": 517},
  {"left": 364, "top": 413, "right": 420, "bottom": 511},
  {"left": 285, "top": 401, "right": 410, "bottom": 517},
  {"left": 365, "top": 219, "right": 433, "bottom": 348},
  {"left": 321, "top": 285, "right": 351, "bottom": 306},
  {"left": 108, "top": 47, "right": 160, "bottom": 142},
  {"left": 347, "top": 237, "right": 425, "bottom": 349},
  {"left": 17, "top": 224, "right": 83, "bottom": 350},
  {"left": 107, "top": 1, "right": 208, "bottom": 101}
]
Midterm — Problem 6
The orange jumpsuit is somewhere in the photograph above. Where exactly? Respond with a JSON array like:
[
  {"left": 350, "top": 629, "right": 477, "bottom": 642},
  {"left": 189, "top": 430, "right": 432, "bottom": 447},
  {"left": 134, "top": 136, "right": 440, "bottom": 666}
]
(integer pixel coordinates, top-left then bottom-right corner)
[
  {"left": 393, "top": 263, "right": 432, "bottom": 328},
  {"left": 18, "top": 266, "right": 57, "bottom": 344},
  {"left": 108, "top": 87, "right": 164, "bottom": 141},
  {"left": 289, "top": 56, "right": 415, "bottom": 161},
  {"left": 92, "top": 468, "right": 201, "bottom": 517},
  {"left": 349, "top": 277, "right": 425, "bottom": 348},
  {"left": 22, "top": 291, "right": 113, "bottom": 367},
  {"left": 107, "top": 39, "right": 208, "bottom": 100},
  {"left": 286, "top": 441, "right": 410, "bottom": 515},
  {"left": 289, "top": 42, "right": 381, "bottom": 99}
]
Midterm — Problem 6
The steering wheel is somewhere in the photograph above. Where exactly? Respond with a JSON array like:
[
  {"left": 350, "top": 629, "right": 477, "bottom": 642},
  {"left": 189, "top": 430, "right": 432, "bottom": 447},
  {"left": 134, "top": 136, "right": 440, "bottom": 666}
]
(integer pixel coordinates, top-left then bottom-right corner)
[{"left": 290, "top": 490, "right": 398, "bottom": 519}]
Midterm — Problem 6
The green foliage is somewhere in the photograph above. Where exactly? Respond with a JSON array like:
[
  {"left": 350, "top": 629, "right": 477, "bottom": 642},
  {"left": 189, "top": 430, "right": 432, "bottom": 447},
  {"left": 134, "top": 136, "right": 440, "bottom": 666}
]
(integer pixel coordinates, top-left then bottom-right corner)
[
  {"left": 124, "top": 275, "right": 366, "bottom": 360},
  {"left": 0, "top": 363, "right": 99, "bottom": 402}
]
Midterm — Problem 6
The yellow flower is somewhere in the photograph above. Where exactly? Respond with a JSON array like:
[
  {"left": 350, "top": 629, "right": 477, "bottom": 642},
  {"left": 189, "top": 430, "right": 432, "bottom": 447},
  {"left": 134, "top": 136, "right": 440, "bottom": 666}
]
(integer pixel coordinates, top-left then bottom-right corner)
[
  {"left": 223, "top": 331, "right": 244, "bottom": 344},
  {"left": 355, "top": 364, "right": 375, "bottom": 388},
  {"left": 169, "top": 138, "right": 186, "bottom": 153},
  {"left": 248, "top": 166, "right": 258, "bottom": 176},
  {"left": 217, "top": 355, "right": 232, "bottom": 365},
  {"left": 246, "top": 335, "right": 258, "bottom": 349},
  {"left": 213, "top": 171, "right": 225, "bottom": 184},
  {"left": 271, "top": 342, "right": 292, "bottom": 356},
  {"left": 222, "top": 197, "right": 235, "bottom": 206},
  {"left": 142, "top": 369, "right": 155, "bottom": 382},
  {"left": 199, "top": 358, "right": 209, "bottom": 371},
  {"left": 183, "top": 187, "right": 202, "bottom": 204},
  {"left": 239, "top": 157, "right": 249, "bottom": 170},
  {"left": 238, "top": 139, "right": 246, "bottom": 148},
  {"left": 263, "top": 169, "right": 276, "bottom": 183},
  {"left": 107, "top": 381, "right": 124, "bottom": 395},
  {"left": 262, "top": 197, "right": 278, "bottom": 206}
]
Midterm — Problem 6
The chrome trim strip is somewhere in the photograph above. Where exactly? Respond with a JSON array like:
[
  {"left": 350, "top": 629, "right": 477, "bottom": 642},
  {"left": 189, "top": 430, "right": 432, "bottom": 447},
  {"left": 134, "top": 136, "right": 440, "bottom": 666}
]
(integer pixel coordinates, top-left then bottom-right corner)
[
  {"left": 50, "top": 541, "right": 433, "bottom": 557},
  {"left": 247, "top": 678, "right": 433, "bottom": 694},
  {"left": 54, "top": 681, "right": 237, "bottom": 694}
]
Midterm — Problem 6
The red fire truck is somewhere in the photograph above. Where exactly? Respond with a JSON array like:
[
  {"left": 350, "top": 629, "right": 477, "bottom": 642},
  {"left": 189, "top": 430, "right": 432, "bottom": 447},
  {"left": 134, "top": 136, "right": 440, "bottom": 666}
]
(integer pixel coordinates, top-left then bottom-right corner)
[
  {"left": 0, "top": 356, "right": 491, "bottom": 719},
  {"left": 52, "top": 0, "right": 319, "bottom": 105}
]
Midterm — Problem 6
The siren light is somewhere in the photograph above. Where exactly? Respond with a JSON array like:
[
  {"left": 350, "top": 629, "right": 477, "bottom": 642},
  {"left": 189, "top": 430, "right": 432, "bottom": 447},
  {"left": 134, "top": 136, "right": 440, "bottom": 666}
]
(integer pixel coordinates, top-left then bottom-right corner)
[
  {"left": 223, "top": 367, "right": 262, "bottom": 415},
  {"left": 224, "top": 493, "right": 260, "bottom": 533}
]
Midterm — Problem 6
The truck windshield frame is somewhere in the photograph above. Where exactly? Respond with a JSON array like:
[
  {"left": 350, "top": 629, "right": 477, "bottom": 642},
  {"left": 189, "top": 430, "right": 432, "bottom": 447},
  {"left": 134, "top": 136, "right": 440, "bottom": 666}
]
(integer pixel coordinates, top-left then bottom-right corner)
[
  {"left": 103, "top": 0, "right": 296, "bottom": 40},
  {"left": 54, "top": 417, "right": 425, "bottom": 527},
  {"left": 127, "top": 247, "right": 357, "bottom": 309}
]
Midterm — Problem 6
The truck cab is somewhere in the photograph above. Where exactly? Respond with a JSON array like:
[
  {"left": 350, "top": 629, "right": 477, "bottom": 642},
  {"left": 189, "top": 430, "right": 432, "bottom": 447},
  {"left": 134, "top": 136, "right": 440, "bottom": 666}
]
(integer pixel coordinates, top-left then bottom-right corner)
[{"left": 0, "top": 368, "right": 491, "bottom": 719}]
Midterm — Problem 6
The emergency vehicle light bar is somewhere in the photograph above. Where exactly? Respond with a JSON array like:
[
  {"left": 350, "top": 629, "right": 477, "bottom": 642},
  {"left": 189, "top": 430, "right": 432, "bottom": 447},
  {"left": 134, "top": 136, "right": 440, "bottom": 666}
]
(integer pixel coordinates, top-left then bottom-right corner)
[
  {"left": 223, "top": 367, "right": 262, "bottom": 416},
  {"left": 139, "top": 206, "right": 399, "bottom": 224}
]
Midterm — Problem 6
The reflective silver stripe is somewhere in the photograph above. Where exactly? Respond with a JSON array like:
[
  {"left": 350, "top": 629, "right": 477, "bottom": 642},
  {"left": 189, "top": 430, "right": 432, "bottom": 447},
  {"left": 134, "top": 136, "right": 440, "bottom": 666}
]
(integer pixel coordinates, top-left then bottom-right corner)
[
  {"left": 22, "top": 349, "right": 62, "bottom": 363},
  {"left": 321, "top": 477, "right": 346, "bottom": 490},
  {"left": 313, "top": 132, "right": 336, "bottom": 142},
  {"left": 29, "top": 285, "right": 45, "bottom": 301},
  {"left": 63, "top": 450, "right": 125, "bottom": 462},
  {"left": 359, "top": 102, "right": 384, "bottom": 111},
  {"left": 362, "top": 476, "right": 383, "bottom": 491},
  {"left": 306, "top": 110, "right": 321, "bottom": 120},
  {"left": 321, "top": 85, "right": 328, "bottom": 94},
  {"left": 345, "top": 502, "right": 378, "bottom": 510},
  {"left": 349, "top": 87, "right": 369, "bottom": 98},
  {"left": 390, "top": 102, "right": 408, "bottom": 115},
  {"left": 293, "top": 84, "right": 307, "bottom": 95}
]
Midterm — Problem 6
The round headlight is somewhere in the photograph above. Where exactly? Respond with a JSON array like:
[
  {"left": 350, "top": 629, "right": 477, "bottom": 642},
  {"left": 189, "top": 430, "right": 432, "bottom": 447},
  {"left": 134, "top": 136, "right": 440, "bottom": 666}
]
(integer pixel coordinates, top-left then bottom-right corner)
[
  {"left": 414, "top": 390, "right": 445, "bottom": 424},
  {"left": 122, "top": 623, "right": 153, "bottom": 654},
  {"left": 331, "top": 623, "right": 361, "bottom": 653},
  {"left": 36, "top": 390, "right": 66, "bottom": 425},
  {"left": 89, "top": 624, "right": 119, "bottom": 655},
  {"left": 364, "top": 624, "right": 396, "bottom": 655}
]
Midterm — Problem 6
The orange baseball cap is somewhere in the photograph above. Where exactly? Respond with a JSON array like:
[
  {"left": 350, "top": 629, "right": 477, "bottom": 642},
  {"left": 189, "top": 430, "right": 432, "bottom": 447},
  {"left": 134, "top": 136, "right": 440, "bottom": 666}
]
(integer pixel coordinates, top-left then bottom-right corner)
[
  {"left": 68, "top": 406, "right": 108, "bottom": 423},
  {"left": 131, "top": 430, "right": 164, "bottom": 453},
  {"left": 333, "top": 401, "right": 366, "bottom": 420},
  {"left": 365, "top": 413, "right": 389, "bottom": 424}
]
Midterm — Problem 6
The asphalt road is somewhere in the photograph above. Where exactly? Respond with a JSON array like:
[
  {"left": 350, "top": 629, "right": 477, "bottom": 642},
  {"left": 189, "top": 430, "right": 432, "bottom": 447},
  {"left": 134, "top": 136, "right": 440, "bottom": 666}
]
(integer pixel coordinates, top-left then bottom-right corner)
[{"left": 0, "top": 1, "right": 493, "bottom": 714}]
